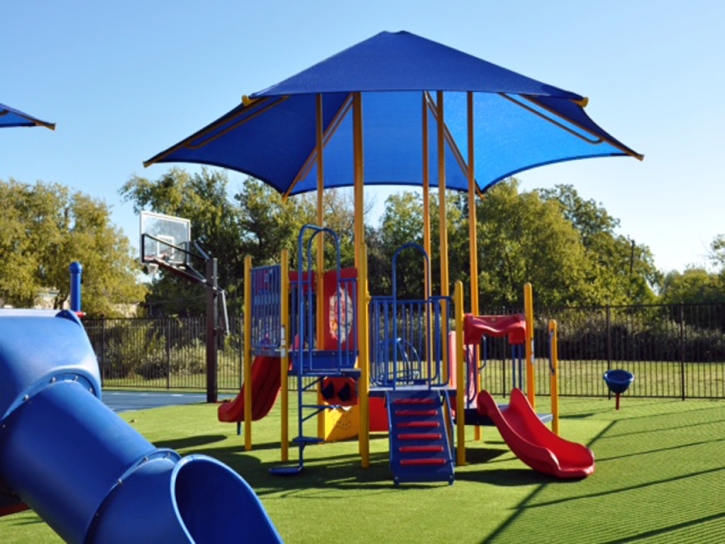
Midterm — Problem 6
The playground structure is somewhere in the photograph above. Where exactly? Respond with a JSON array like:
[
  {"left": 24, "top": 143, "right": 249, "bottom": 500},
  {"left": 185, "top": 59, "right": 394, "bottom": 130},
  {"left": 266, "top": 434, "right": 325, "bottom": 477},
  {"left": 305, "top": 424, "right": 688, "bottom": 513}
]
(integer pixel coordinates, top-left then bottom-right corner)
[
  {"left": 140, "top": 29, "right": 646, "bottom": 487},
  {"left": 0, "top": 267, "right": 282, "bottom": 543},
  {"left": 220, "top": 225, "right": 595, "bottom": 483}
]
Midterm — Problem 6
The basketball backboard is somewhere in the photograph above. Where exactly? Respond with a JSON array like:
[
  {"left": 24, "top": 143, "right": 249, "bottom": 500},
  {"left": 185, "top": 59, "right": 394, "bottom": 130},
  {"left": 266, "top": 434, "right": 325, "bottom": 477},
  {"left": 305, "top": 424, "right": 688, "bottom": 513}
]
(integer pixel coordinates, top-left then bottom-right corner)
[{"left": 140, "top": 211, "right": 191, "bottom": 266}]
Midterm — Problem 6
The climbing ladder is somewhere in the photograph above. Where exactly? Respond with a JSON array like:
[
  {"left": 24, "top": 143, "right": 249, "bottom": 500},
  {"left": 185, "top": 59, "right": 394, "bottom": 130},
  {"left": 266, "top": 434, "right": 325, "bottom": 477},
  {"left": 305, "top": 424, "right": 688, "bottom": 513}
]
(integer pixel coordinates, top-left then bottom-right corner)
[
  {"left": 387, "top": 390, "right": 454, "bottom": 485},
  {"left": 271, "top": 225, "right": 358, "bottom": 475},
  {"left": 370, "top": 243, "right": 456, "bottom": 485}
]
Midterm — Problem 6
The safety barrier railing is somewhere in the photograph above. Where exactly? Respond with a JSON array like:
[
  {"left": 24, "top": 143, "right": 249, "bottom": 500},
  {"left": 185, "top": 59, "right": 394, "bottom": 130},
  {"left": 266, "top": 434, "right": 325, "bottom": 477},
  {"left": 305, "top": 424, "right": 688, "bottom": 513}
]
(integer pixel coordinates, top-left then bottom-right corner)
[{"left": 84, "top": 301, "right": 725, "bottom": 399}]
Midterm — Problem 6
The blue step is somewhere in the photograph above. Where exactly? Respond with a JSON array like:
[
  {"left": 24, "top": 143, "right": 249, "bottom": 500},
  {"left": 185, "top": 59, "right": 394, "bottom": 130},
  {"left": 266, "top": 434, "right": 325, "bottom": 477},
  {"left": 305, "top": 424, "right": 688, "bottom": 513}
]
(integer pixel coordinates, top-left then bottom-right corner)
[{"left": 387, "top": 391, "right": 454, "bottom": 486}]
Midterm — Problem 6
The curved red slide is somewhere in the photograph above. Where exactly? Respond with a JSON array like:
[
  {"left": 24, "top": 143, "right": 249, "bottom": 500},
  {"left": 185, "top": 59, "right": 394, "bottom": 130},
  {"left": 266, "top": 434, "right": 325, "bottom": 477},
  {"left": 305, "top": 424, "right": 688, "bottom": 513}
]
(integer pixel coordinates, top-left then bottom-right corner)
[
  {"left": 477, "top": 388, "right": 595, "bottom": 479},
  {"left": 218, "top": 356, "right": 282, "bottom": 422}
]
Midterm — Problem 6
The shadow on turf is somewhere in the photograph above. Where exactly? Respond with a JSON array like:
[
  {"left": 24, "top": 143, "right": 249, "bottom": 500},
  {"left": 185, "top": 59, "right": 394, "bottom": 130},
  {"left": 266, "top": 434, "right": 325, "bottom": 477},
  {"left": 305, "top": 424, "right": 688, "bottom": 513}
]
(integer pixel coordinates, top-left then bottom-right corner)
[
  {"left": 456, "top": 467, "right": 555, "bottom": 486},
  {"left": 154, "top": 434, "right": 228, "bottom": 450}
]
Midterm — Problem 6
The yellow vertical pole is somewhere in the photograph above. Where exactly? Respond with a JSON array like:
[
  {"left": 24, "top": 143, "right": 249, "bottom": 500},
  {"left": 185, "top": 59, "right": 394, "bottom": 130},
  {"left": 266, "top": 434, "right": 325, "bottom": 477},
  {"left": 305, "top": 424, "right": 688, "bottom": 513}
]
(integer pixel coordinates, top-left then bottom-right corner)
[
  {"left": 437, "top": 91, "right": 450, "bottom": 384},
  {"left": 422, "top": 93, "right": 431, "bottom": 266},
  {"left": 316, "top": 93, "right": 326, "bottom": 439},
  {"left": 352, "top": 91, "right": 370, "bottom": 468},
  {"left": 316, "top": 93, "right": 325, "bottom": 347},
  {"left": 467, "top": 92, "right": 479, "bottom": 316},
  {"left": 524, "top": 282, "right": 536, "bottom": 409},
  {"left": 549, "top": 319, "right": 560, "bottom": 436},
  {"left": 437, "top": 91, "right": 449, "bottom": 298},
  {"left": 454, "top": 281, "right": 466, "bottom": 466},
  {"left": 280, "top": 250, "right": 290, "bottom": 460},
  {"left": 422, "top": 92, "right": 433, "bottom": 375},
  {"left": 359, "top": 244, "right": 371, "bottom": 468},
  {"left": 467, "top": 92, "right": 482, "bottom": 442},
  {"left": 243, "top": 256, "right": 253, "bottom": 450}
]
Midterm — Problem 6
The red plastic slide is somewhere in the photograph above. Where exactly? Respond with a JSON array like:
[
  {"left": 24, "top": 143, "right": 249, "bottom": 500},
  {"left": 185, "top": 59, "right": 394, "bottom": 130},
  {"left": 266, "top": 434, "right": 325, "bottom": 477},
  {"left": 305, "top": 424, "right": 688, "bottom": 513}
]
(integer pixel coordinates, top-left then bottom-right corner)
[
  {"left": 218, "top": 356, "right": 282, "bottom": 422},
  {"left": 477, "top": 388, "right": 595, "bottom": 479}
]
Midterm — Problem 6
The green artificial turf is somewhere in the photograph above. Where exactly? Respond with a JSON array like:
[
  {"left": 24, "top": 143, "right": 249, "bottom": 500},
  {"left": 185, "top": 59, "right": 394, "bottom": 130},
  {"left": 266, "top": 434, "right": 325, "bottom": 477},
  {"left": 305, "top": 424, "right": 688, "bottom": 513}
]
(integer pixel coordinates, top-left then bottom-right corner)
[{"left": 2, "top": 395, "right": 724, "bottom": 543}]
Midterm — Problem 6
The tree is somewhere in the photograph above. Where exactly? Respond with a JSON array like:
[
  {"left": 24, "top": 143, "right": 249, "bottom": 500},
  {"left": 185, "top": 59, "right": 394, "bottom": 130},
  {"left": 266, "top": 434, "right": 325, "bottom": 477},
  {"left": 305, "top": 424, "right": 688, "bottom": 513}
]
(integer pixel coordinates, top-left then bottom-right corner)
[
  {"left": 0, "top": 178, "right": 146, "bottom": 316},
  {"left": 121, "top": 169, "right": 359, "bottom": 315},
  {"left": 539, "top": 184, "right": 660, "bottom": 305},
  {"left": 660, "top": 268, "right": 725, "bottom": 305},
  {"left": 474, "top": 180, "right": 591, "bottom": 308},
  {"left": 377, "top": 192, "right": 425, "bottom": 298},
  {"left": 122, "top": 168, "right": 245, "bottom": 315}
]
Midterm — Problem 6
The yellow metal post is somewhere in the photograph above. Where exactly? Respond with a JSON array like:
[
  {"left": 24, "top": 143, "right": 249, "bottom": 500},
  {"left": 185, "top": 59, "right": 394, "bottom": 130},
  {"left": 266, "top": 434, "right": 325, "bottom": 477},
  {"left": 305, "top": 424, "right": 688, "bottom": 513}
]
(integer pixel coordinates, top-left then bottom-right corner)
[
  {"left": 549, "top": 319, "right": 560, "bottom": 436},
  {"left": 437, "top": 91, "right": 449, "bottom": 298},
  {"left": 524, "top": 282, "right": 535, "bottom": 409},
  {"left": 359, "top": 244, "right": 371, "bottom": 468},
  {"left": 455, "top": 281, "right": 466, "bottom": 466},
  {"left": 316, "top": 93, "right": 326, "bottom": 439},
  {"left": 467, "top": 92, "right": 482, "bottom": 442},
  {"left": 467, "top": 92, "right": 479, "bottom": 316},
  {"left": 280, "top": 250, "right": 290, "bottom": 460},
  {"left": 422, "top": 92, "right": 431, "bottom": 265},
  {"left": 436, "top": 91, "right": 450, "bottom": 385},
  {"left": 352, "top": 91, "right": 370, "bottom": 468},
  {"left": 243, "top": 256, "right": 253, "bottom": 450}
]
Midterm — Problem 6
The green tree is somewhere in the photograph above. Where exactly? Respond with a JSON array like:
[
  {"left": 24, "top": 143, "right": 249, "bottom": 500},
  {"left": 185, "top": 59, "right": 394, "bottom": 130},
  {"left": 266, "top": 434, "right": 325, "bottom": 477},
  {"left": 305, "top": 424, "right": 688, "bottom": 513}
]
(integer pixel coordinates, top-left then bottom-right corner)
[
  {"left": 122, "top": 169, "right": 359, "bottom": 315},
  {"left": 122, "top": 168, "right": 245, "bottom": 315},
  {"left": 378, "top": 192, "right": 425, "bottom": 298},
  {"left": 0, "top": 179, "right": 146, "bottom": 316},
  {"left": 660, "top": 268, "right": 725, "bottom": 305},
  {"left": 539, "top": 183, "right": 660, "bottom": 305},
  {"left": 474, "top": 180, "right": 590, "bottom": 308}
]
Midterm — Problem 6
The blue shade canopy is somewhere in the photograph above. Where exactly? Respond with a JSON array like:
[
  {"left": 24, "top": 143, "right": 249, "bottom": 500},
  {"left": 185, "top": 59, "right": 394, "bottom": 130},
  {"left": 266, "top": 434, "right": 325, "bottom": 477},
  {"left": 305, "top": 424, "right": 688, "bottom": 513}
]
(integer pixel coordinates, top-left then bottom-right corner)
[
  {"left": 0, "top": 103, "right": 55, "bottom": 130},
  {"left": 145, "top": 31, "right": 642, "bottom": 196}
]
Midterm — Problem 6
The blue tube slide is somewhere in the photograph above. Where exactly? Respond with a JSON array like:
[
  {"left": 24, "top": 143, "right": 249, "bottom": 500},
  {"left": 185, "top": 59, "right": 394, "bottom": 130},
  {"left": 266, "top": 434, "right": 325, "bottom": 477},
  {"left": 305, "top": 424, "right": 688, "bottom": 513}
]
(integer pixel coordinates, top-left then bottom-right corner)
[{"left": 0, "top": 309, "right": 282, "bottom": 543}]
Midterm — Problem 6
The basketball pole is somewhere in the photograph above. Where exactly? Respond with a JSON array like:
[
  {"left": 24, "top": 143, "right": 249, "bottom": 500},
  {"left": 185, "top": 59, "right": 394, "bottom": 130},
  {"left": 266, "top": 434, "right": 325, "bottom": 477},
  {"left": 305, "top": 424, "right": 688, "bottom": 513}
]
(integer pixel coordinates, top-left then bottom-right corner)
[{"left": 206, "top": 257, "right": 219, "bottom": 403}]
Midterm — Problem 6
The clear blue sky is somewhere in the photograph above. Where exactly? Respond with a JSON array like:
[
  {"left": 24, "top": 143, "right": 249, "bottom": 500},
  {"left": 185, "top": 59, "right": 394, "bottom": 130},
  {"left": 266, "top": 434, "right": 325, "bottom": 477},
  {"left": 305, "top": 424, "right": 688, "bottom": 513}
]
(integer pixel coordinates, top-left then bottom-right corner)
[{"left": 3, "top": 0, "right": 723, "bottom": 274}]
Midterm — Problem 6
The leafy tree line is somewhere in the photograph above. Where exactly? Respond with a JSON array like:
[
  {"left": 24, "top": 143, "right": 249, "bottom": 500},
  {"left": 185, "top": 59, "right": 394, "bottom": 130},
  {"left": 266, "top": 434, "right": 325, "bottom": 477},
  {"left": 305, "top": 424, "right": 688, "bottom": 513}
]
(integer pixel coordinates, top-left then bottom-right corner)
[
  {"left": 121, "top": 169, "right": 665, "bottom": 314},
  {"left": 0, "top": 178, "right": 145, "bottom": 316},
  {"left": 4, "top": 168, "right": 725, "bottom": 317}
]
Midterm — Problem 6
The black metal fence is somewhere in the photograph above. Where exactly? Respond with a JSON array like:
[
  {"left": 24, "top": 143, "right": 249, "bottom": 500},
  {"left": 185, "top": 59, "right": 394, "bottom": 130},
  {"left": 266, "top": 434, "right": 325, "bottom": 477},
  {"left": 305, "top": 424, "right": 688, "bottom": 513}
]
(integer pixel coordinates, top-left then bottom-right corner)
[{"left": 85, "top": 302, "right": 725, "bottom": 399}]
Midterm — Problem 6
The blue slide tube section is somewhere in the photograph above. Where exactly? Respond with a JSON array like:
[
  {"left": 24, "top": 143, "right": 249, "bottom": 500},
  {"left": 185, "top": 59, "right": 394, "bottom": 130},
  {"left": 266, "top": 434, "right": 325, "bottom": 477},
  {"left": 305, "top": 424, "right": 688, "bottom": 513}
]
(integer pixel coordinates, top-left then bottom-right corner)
[{"left": 0, "top": 309, "right": 282, "bottom": 543}]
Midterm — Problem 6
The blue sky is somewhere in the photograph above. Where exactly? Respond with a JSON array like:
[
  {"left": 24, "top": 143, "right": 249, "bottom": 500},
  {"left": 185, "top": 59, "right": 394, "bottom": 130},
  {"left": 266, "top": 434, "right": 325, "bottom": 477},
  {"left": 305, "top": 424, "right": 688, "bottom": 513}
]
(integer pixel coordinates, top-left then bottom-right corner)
[{"left": 3, "top": 0, "right": 723, "bottom": 274}]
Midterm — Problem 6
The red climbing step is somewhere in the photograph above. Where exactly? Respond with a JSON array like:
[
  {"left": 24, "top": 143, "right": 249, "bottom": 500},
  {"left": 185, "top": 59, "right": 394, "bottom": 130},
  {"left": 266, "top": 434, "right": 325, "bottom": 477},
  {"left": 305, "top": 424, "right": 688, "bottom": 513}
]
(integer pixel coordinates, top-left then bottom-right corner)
[
  {"left": 397, "top": 433, "right": 443, "bottom": 441},
  {"left": 399, "top": 445, "right": 444, "bottom": 453},
  {"left": 393, "top": 398, "right": 436, "bottom": 405},
  {"left": 400, "top": 458, "right": 447, "bottom": 466},
  {"left": 394, "top": 409, "right": 437, "bottom": 417},
  {"left": 396, "top": 421, "right": 439, "bottom": 429}
]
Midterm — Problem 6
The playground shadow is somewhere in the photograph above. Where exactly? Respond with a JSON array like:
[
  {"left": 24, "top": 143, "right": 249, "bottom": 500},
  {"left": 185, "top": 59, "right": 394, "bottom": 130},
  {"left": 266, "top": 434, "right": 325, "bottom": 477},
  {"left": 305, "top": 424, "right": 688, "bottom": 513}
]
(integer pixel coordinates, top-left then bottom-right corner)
[
  {"left": 154, "top": 434, "right": 228, "bottom": 451},
  {"left": 463, "top": 446, "right": 509, "bottom": 465},
  {"left": 183, "top": 439, "right": 423, "bottom": 493},
  {"left": 456, "top": 467, "right": 559, "bottom": 487}
]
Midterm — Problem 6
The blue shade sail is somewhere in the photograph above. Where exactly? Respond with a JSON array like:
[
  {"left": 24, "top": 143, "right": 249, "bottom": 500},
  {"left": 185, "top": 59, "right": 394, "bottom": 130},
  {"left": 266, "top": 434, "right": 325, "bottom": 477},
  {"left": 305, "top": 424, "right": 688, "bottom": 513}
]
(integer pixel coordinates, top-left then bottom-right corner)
[
  {"left": 146, "top": 31, "right": 642, "bottom": 195},
  {"left": 0, "top": 103, "right": 55, "bottom": 130}
]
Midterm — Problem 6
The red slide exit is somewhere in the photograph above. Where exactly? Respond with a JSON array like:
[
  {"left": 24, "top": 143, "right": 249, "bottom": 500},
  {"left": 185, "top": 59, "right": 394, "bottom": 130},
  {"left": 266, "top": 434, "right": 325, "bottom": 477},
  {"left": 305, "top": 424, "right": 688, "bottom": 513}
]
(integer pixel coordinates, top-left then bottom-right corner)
[
  {"left": 477, "top": 388, "right": 595, "bottom": 479},
  {"left": 218, "top": 356, "right": 282, "bottom": 422}
]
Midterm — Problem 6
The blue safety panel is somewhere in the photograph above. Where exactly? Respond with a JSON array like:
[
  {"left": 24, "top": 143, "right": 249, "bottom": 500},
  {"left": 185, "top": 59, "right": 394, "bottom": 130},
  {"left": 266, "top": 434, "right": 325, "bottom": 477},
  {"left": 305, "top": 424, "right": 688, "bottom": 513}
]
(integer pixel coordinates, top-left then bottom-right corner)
[{"left": 250, "top": 264, "right": 283, "bottom": 355}]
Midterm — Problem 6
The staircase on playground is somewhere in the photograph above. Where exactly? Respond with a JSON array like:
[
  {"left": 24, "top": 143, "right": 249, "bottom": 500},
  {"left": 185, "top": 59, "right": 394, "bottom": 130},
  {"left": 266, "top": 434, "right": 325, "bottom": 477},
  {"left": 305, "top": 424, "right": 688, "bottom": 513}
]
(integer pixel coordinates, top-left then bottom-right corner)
[{"left": 387, "top": 390, "right": 454, "bottom": 485}]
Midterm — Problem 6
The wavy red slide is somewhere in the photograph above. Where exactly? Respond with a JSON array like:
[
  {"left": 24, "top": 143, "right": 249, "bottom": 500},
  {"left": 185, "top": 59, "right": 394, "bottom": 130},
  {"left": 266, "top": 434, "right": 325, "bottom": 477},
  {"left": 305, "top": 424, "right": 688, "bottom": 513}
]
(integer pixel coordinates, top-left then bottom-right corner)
[
  {"left": 218, "top": 356, "right": 282, "bottom": 422},
  {"left": 477, "top": 388, "right": 595, "bottom": 479}
]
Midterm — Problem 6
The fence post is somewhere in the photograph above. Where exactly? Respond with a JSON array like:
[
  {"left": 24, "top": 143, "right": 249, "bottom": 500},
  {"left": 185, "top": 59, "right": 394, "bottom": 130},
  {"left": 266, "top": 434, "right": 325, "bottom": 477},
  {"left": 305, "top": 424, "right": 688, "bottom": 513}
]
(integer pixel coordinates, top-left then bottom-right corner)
[
  {"left": 206, "top": 258, "right": 219, "bottom": 403},
  {"left": 166, "top": 317, "right": 172, "bottom": 390},
  {"left": 606, "top": 305, "right": 612, "bottom": 399},
  {"left": 239, "top": 316, "right": 244, "bottom": 390},
  {"left": 679, "top": 303, "right": 686, "bottom": 400},
  {"left": 101, "top": 316, "right": 106, "bottom": 385}
]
